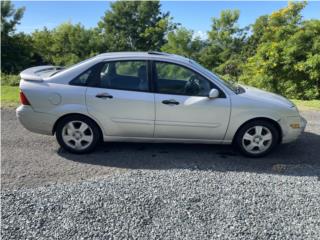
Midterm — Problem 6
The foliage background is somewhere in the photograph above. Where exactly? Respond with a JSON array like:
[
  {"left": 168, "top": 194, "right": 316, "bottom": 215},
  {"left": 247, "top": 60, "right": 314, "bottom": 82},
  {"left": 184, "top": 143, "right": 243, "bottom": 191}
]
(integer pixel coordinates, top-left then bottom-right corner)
[{"left": 1, "top": 0, "right": 319, "bottom": 100}]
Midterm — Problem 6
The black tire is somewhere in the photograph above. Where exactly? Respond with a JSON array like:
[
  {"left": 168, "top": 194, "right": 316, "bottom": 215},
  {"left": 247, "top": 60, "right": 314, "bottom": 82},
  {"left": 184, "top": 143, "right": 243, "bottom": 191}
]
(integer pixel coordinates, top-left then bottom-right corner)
[
  {"left": 235, "top": 120, "right": 279, "bottom": 158},
  {"left": 56, "top": 115, "right": 100, "bottom": 154}
]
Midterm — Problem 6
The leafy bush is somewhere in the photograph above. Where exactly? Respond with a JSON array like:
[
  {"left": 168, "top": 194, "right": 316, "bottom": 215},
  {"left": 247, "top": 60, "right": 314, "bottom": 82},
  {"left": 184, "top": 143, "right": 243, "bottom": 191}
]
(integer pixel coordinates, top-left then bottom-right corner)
[
  {"left": 240, "top": 3, "right": 320, "bottom": 100},
  {"left": 1, "top": 72, "right": 20, "bottom": 86}
]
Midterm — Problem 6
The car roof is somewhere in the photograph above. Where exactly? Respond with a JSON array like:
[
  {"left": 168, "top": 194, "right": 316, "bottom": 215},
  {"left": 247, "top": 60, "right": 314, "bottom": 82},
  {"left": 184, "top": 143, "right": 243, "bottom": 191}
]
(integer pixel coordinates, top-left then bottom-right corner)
[{"left": 95, "top": 51, "right": 192, "bottom": 64}]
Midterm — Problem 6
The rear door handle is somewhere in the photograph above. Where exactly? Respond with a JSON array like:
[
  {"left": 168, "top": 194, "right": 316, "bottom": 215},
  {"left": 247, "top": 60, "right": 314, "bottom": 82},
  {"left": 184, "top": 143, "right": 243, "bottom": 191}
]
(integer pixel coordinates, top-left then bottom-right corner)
[
  {"left": 96, "top": 93, "right": 113, "bottom": 99},
  {"left": 162, "top": 99, "right": 179, "bottom": 105}
]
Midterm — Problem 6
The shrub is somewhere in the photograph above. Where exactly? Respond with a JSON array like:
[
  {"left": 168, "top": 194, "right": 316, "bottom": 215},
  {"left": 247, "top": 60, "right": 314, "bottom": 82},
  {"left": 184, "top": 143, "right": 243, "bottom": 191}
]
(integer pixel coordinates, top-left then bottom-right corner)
[{"left": 1, "top": 72, "right": 20, "bottom": 86}]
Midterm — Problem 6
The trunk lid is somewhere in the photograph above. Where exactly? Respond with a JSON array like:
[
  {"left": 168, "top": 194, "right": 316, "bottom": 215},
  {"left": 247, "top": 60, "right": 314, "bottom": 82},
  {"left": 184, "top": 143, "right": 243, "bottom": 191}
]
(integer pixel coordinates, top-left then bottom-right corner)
[{"left": 20, "top": 66, "right": 64, "bottom": 81}]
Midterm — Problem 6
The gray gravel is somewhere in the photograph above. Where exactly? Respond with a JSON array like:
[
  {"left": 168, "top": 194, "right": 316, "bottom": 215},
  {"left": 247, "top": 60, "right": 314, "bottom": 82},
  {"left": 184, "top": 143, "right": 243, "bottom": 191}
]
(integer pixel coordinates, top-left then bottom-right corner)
[
  {"left": 2, "top": 170, "right": 320, "bottom": 239},
  {"left": 1, "top": 109, "right": 320, "bottom": 239}
]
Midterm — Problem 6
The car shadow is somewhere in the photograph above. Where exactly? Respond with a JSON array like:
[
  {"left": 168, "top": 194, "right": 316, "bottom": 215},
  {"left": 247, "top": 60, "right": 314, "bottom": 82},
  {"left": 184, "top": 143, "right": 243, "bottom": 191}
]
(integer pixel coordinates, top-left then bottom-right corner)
[{"left": 58, "top": 132, "right": 320, "bottom": 178}]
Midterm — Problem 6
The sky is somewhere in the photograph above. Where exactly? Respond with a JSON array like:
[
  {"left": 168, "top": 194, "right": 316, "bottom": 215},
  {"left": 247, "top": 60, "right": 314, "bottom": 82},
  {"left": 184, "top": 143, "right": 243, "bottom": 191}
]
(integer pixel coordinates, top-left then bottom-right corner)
[{"left": 13, "top": 1, "right": 320, "bottom": 38}]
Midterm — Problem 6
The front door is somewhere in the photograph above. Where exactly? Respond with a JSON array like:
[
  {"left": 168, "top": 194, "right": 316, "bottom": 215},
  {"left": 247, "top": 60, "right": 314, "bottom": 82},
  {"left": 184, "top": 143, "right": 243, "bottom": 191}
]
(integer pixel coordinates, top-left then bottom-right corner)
[
  {"left": 153, "top": 61, "right": 230, "bottom": 140},
  {"left": 85, "top": 60, "right": 155, "bottom": 137}
]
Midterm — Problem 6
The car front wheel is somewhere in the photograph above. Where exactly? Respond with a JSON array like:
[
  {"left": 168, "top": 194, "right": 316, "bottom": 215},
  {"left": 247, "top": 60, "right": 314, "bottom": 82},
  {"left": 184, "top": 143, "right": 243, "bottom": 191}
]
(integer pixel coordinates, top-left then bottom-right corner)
[
  {"left": 235, "top": 120, "right": 279, "bottom": 157},
  {"left": 56, "top": 115, "right": 100, "bottom": 154}
]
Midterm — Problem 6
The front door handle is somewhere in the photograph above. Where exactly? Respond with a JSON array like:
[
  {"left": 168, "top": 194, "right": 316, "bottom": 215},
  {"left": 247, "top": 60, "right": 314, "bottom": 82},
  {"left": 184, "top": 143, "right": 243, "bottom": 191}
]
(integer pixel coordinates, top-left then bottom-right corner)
[
  {"left": 162, "top": 99, "right": 179, "bottom": 105},
  {"left": 96, "top": 93, "right": 113, "bottom": 99}
]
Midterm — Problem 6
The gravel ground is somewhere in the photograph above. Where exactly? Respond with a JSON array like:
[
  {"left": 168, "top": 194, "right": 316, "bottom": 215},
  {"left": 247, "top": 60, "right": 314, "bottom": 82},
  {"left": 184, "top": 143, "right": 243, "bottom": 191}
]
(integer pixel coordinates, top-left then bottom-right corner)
[
  {"left": 1, "top": 109, "right": 320, "bottom": 239},
  {"left": 2, "top": 170, "right": 320, "bottom": 239}
]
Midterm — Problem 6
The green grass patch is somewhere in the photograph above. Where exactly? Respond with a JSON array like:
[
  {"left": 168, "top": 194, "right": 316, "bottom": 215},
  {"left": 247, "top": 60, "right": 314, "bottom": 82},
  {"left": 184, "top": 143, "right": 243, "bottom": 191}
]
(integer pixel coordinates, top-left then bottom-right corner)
[
  {"left": 291, "top": 99, "right": 320, "bottom": 111},
  {"left": 1, "top": 86, "right": 20, "bottom": 108}
]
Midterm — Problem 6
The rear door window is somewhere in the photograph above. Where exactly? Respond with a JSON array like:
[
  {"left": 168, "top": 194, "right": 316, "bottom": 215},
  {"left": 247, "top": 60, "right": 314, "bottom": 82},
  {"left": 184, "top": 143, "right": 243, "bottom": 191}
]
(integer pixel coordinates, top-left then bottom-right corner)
[
  {"left": 99, "top": 61, "right": 148, "bottom": 91},
  {"left": 70, "top": 60, "right": 149, "bottom": 92}
]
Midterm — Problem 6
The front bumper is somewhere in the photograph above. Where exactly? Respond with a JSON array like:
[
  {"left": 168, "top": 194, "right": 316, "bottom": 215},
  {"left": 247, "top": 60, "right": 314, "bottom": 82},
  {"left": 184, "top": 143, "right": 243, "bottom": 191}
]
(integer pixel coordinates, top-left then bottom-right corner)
[
  {"left": 281, "top": 115, "right": 307, "bottom": 144},
  {"left": 300, "top": 116, "right": 307, "bottom": 131},
  {"left": 16, "top": 105, "right": 56, "bottom": 135}
]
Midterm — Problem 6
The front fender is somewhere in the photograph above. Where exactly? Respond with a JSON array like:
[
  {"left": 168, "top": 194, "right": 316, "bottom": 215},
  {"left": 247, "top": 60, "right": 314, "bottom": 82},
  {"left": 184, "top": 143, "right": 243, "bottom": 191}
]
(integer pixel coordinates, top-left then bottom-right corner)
[{"left": 224, "top": 109, "right": 281, "bottom": 142}]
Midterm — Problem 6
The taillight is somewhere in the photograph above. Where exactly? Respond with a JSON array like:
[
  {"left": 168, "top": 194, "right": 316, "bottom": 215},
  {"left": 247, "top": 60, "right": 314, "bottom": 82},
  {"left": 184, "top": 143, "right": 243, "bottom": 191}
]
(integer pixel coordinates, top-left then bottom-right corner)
[{"left": 19, "top": 91, "right": 31, "bottom": 105}]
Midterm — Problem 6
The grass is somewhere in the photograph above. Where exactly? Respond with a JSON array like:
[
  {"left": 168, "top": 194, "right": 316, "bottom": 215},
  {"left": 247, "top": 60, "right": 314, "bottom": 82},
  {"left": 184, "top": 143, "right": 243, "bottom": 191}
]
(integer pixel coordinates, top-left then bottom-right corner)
[
  {"left": 291, "top": 99, "right": 320, "bottom": 111},
  {"left": 1, "top": 86, "right": 20, "bottom": 108},
  {"left": 1, "top": 85, "right": 319, "bottom": 111}
]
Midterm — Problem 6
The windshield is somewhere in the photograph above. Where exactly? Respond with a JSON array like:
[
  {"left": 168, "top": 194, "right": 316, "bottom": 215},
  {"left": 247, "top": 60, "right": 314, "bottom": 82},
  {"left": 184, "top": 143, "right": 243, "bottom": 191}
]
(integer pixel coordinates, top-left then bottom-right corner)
[{"left": 190, "top": 60, "right": 241, "bottom": 93}]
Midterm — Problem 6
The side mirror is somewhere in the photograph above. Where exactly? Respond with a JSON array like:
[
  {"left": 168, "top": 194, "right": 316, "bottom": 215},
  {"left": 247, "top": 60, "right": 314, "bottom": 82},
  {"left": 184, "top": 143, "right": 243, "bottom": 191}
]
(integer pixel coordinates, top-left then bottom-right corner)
[{"left": 208, "top": 88, "right": 219, "bottom": 99}]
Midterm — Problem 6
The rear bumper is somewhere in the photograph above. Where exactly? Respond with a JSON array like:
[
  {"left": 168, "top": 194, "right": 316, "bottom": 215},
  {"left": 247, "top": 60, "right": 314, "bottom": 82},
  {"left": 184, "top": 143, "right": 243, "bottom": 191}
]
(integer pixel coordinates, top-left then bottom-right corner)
[
  {"left": 16, "top": 105, "right": 56, "bottom": 135},
  {"left": 281, "top": 115, "right": 307, "bottom": 144}
]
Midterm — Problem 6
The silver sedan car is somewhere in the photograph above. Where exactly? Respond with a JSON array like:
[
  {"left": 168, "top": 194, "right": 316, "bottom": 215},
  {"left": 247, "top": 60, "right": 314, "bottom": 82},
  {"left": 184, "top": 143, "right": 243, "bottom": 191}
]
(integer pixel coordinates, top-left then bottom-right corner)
[{"left": 16, "top": 52, "right": 306, "bottom": 157}]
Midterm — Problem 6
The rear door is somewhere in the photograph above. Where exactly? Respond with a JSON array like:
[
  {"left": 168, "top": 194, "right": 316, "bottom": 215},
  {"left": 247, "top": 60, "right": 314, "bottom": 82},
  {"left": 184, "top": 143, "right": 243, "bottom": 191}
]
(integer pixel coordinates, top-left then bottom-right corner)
[
  {"left": 153, "top": 61, "right": 231, "bottom": 140},
  {"left": 84, "top": 60, "right": 155, "bottom": 137}
]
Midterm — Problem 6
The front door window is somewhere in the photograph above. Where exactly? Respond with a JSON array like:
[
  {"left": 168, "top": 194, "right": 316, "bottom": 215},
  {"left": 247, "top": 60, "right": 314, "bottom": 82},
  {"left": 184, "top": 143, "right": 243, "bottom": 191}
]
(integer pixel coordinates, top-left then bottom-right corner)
[{"left": 154, "top": 62, "right": 213, "bottom": 97}]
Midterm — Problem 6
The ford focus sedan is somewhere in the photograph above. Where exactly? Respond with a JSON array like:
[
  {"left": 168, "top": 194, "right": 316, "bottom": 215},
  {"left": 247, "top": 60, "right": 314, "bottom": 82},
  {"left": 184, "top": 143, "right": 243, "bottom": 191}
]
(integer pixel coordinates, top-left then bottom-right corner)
[{"left": 16, "top": 52, "right": 306, "bottom": 157}]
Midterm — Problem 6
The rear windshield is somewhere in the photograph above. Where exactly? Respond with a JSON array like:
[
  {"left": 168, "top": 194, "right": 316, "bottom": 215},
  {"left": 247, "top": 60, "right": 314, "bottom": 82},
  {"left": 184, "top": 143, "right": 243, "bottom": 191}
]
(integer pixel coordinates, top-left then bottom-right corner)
[{"left": 50, "top": 56, "right": 97, "bottom": 77}]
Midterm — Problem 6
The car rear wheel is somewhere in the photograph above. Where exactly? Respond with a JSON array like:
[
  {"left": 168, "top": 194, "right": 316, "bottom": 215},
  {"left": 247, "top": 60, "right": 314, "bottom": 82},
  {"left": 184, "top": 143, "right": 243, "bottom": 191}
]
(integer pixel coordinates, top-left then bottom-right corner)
[
  {"left": 235, "top": 120, "right": 279, "bottom": 157},
  {"left": 56, "top": 115, "right": 100, "bottom": 154}
]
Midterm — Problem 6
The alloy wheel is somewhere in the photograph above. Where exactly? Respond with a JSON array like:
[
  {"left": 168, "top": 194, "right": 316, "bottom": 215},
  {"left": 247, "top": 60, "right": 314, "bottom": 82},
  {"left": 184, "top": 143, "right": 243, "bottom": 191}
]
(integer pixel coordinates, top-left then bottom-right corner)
[
  {"left": 241, "top": 125, "right": 273, "bottom": 154},
  {"left": 62, "top": 121, "right": 94, "bottom": 150}
]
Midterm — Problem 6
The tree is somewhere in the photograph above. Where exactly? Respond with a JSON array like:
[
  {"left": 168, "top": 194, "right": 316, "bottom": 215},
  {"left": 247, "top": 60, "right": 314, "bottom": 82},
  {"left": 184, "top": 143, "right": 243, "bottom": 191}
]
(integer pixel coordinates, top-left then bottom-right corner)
[
  {"left": 1, "top": 0, "right": 25, "bottom": 39},
  {"left": 161, "top": 27, "right": 205, "bottom": 60},
  {"left": 285, "top": 19, "right": 320, "bottom": 99},
  {"left": 200, "top": 10, "right": 247, "bottom": 81},
  {"left": 31, "top": 27, "right": 54, "bottom": 64},
  {"left": 242, "top": 15, "right": 269, "bottom": 58},
  {"left": 32, "top": 23, "right": 101, "bottom": 66},
  {"left": 98, "top": 1, "right": 176, "bottom": 51},
  {"left": 1, "top": 0, "right": 35, "bottom": 73},
  {"left": 240, "top": 2, "right": 319, "bottom": 100}
]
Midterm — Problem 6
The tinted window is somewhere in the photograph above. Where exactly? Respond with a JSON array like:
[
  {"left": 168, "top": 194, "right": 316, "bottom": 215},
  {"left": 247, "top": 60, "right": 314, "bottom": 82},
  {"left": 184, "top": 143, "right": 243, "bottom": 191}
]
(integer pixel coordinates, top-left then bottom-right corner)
[
  {"left": 70, "top": 60, "right": 148, "bottom": 91},
  {"left": 70, "top": 69, "right": 92, "bottom": 86},
  {"left": 99, "top": 61, "right": 148, "bottom": 91},
  {"left": 155, "top": 62, "right": 213, "bottom": 96}
]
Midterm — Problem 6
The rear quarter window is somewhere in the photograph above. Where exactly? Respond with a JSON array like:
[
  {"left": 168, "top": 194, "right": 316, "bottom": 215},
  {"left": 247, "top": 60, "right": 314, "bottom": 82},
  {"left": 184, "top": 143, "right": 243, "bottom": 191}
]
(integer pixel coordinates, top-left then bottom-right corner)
[{"left": 69, "top": 69, "right": 92, "bottom": 86}]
